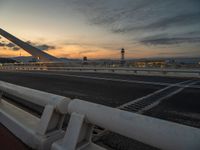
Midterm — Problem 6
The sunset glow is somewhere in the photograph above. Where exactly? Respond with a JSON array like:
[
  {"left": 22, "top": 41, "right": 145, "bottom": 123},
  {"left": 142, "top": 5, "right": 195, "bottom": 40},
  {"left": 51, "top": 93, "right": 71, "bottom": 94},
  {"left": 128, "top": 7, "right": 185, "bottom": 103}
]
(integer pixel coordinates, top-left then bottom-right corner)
[{"left": 0, "top": 0, "right": 200, "bottom": 59}]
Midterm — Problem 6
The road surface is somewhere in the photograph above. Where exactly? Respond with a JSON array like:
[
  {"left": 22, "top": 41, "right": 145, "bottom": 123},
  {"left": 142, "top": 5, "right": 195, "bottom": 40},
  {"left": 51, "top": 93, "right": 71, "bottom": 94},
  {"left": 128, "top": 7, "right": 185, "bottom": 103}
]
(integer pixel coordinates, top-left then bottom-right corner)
[{"left": 0, "top": 70, "right": 199, "bottom": 150}]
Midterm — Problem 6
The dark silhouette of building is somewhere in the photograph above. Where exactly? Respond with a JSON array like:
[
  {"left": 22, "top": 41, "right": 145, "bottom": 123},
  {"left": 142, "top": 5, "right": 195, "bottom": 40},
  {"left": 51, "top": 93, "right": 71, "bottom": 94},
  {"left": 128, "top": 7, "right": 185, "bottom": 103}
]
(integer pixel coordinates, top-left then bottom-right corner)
[
  {"left": 83, "top": 56, "right": 88, "bottom": 65},
  {"left": 0, "top": 58, "right": 16, "bottom": 63}
]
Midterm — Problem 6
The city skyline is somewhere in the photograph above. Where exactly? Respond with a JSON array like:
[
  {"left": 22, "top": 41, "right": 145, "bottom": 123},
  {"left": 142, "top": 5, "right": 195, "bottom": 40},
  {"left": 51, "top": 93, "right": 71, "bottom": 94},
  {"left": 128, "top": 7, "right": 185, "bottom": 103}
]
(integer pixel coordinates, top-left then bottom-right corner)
[{"left": 0, "top": 0, "right": 200, "bottom": 59}]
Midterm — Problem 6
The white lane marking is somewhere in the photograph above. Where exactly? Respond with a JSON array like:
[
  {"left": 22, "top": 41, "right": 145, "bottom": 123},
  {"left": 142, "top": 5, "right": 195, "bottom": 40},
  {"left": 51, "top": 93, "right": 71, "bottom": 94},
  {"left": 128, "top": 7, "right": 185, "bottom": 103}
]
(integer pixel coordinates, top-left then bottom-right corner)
[
  {"left": 139, "top": 80, "right": 199, "bottom": 113},
  {"left": 1, "top": 70, "right": 199, "bottom": 88},
  {"left": 35, "top": 72, "right": 200, "bottom": 88},
  {"left": 0, "top": 70, "right": 172, "bottom": 86},
  {"left": 118, "top": 80, "right": 194, "bottom": 109},
  {"left": 119, "top": 80, "right": 198, "bottom": 113},
  {"left": 92, "top": 80, "right": 197, "bottom": 140}
]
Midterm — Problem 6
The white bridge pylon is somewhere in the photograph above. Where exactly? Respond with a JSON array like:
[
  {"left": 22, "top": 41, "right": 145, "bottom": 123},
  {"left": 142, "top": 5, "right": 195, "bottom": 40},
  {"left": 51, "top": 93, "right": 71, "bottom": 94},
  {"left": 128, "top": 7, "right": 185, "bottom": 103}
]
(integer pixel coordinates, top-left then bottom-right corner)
[{"left": 0, "top": 28, "right": 60, "bottom": 62}]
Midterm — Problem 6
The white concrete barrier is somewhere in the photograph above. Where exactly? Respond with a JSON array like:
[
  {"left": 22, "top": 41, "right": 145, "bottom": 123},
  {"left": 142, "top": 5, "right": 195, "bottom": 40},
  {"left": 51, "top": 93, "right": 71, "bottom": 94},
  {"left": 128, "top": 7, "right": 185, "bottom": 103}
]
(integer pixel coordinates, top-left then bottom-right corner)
[
  {"left": 0, "top": 81, "right": 70, "bottom": 113},
  {"left": 0, "top": 81, "right": 200, "bottom": 150},
  {"left": 0, "top": 81, "right": 71, "bottom": 150},
  {"left": 53, "top": 99, "right": 200, "bottom": 150}
]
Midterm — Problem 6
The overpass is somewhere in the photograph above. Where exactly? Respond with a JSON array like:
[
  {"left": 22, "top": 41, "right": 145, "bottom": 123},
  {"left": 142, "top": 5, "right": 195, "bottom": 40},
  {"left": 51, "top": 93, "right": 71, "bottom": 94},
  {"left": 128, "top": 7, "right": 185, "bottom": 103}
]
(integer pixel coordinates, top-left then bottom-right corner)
[{"left": 0, "top": 28, "right": 60, "bottom": 62}]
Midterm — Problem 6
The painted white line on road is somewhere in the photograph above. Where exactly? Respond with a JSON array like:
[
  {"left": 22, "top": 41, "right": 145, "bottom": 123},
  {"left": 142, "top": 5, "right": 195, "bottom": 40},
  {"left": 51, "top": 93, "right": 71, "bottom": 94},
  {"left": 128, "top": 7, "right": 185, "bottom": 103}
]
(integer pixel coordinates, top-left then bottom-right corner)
[
  {"left": 139, "top": 80, "right": 199, "bottom": 113},
  {"left": 28, "top": 71, "right": 200, "bottom": 88},
  {"left": 119, "top": 80, "right": 198, "bottom": 114},
  {"left": 91, "top": 79, "right": 199, "bottom": 140},
  {"left": 118, "top": 80, "right": 194, "bottom": 109},
  {"left": 0, "top": 70, "right": 172, "bottom": 86}
]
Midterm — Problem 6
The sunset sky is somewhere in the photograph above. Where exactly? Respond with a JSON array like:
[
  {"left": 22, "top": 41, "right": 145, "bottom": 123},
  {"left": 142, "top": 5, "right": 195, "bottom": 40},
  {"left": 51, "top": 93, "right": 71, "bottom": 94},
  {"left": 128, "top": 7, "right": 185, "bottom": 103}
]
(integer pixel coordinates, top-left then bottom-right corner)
[{"left": 0, "top": 0, "right": 200, "bottom": 59}]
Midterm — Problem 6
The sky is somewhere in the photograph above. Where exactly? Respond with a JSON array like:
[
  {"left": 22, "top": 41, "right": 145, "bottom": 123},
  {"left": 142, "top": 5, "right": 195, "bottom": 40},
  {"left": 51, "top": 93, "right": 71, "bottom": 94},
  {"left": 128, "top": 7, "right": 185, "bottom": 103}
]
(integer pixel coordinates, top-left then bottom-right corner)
[{"left": 0, "top": 0, "right": 200, "bottom": 59}]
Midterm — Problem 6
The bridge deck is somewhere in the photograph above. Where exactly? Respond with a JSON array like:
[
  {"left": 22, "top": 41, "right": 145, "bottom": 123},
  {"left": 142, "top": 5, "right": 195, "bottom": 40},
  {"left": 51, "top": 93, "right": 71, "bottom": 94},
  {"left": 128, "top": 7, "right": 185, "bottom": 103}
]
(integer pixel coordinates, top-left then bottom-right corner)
[{"left": 0, "top": 71, "right": 199, "bottom": 150}]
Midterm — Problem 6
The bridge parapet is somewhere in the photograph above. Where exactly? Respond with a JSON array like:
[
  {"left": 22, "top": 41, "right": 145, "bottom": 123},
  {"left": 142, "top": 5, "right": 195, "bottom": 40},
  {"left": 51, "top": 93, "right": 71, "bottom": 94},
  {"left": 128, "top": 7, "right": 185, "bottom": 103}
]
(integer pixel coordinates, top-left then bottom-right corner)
[
  {"left": 0, "top": 81, "right": 70, "bottom": 150},
  {"left": 0, "top": 81, "right": 200, "bottom": 150},
  {"left": 0, "top": 63, "right": 200, "bottom": 78}
]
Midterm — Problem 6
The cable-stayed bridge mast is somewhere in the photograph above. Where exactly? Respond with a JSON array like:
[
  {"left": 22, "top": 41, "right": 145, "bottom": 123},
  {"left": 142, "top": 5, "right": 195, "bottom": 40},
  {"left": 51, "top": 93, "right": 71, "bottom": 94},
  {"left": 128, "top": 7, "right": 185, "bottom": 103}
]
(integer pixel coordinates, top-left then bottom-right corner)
[{"left": 0, "top": 28, "right": 60, "bottom": 62}]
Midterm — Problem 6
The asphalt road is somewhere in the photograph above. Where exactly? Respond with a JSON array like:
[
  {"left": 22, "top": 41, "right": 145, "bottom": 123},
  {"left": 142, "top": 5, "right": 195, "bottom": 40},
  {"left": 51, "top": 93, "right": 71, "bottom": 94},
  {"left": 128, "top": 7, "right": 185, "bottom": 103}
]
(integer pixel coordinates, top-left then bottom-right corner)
[
  {"left": 145, "top": 87, "right": 200, "bottom": 128},
  {"left": 0, "top": 71, "right": 172, "bottom": 107},
  {"left": 0, "top": 71, "right": 199, "bottom": 121},
  {"left": 0, "top": 70, "right": 199, "bottom": 150}
]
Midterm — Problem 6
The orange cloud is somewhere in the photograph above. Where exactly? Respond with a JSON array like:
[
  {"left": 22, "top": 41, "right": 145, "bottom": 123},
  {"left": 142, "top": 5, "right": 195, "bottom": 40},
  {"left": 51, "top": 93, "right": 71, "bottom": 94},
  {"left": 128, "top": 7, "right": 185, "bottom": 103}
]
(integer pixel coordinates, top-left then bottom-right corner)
[
  {"left": 0, "top": 47, "right": 31, "bottom": 57},
  {"left": 0, "top": 42, "right": 168, "bottom": 59}
]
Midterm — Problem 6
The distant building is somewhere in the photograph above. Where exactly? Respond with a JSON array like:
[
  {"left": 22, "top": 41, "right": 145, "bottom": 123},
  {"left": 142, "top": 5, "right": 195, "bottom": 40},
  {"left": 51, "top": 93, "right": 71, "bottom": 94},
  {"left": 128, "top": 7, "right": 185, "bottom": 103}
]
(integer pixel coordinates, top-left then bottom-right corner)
[
  {"left": 131, "top": 59, "right": 166, "bottom": 68},
  {"left": 0, "top": 58, "right": 16, "bottom": 64},
  {"left": 83, "top": 56, "right": 88, "bottom": 65}
]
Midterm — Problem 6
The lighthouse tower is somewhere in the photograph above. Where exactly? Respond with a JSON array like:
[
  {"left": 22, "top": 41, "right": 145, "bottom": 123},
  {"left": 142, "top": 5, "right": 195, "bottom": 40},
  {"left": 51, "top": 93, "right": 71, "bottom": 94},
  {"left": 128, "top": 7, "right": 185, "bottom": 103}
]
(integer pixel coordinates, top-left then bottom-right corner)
[{"left": 120, "top": 48, "right": 125, "bottom": 65}]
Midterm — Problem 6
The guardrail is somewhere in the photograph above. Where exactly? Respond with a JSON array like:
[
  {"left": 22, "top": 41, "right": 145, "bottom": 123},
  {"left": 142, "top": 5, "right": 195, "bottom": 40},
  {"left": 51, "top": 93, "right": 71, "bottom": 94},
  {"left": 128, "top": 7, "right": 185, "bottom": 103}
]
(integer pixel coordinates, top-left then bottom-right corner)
[
  {"left": 0, "top": 81, "right": 70, "bottom": 150},
  {"left": 0, "top": 81, "right": 200, "bottom": 150},
  {"left": 0, "top": 65, "right": 200, "bottom": 78}
]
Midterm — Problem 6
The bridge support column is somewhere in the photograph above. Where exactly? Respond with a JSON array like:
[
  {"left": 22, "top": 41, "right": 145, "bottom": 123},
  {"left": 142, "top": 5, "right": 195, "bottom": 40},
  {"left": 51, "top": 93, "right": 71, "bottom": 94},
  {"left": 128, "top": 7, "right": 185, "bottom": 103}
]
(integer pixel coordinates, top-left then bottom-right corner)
[
  {"left": 52, "top": 112, "right": 105, "bottom": 150},
  {"left": 36, "top": 105, "right": 65, "bottom": 136}
]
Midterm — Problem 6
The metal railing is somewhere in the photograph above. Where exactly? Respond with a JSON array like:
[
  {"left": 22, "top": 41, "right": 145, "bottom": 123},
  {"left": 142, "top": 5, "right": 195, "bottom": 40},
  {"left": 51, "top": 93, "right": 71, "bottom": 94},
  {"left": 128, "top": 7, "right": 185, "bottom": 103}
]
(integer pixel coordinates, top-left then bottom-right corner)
[{"left": 0, "top": 81, "right": 200, "bottom": 150}]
